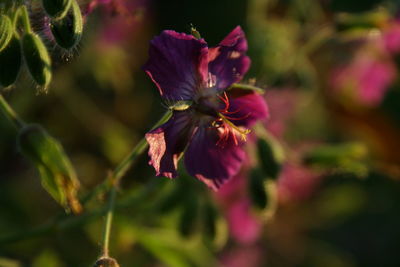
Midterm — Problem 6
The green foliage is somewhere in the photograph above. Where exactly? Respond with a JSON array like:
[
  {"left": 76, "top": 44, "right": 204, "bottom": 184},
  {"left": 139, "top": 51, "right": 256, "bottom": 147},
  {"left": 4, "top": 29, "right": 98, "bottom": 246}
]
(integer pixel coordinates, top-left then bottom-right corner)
[
  {"left": 257, "top": 137, "right": 283, "bottom": 180},
  {"left": 178, "top": 194, "right": 199, "bottom": 237},
  {"left": 248, "top": 168, "right": 269, "bottom": 209},
  {"left": 17, "top": 124, "right": 81, "bottom": 214},
  {"left": 22, "top": 33, "right": 52, "bottom": 88},
  {"left": 304, "top": 142, "right": 369, "bottom": 176}
]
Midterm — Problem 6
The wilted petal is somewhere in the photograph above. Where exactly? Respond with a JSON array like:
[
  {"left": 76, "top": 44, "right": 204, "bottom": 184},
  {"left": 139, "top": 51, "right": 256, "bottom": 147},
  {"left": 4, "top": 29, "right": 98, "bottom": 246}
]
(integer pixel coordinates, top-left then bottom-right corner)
[
  {"left": 225, "top": 89, "right": 269, "bottom": 127},
  {"left": 184, "top": 126, "right": 246, "bottom": 190},
  {"left": 208, "top": 26, "right": 250, "bottom": 90},
  {"left": 145, "top": 111, "right": 194, "bottom": 178},
  {"left": 143, "top": 31, "right": 208, "bottom": 101}
]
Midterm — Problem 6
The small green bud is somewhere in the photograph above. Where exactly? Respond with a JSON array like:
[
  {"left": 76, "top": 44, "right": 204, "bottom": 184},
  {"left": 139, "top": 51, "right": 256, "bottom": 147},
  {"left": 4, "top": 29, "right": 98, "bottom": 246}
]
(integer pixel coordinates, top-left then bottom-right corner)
[
  {"left": 0, "top": 14, "right": 13, "bottom": 52},
  {"left": 257, "top": 138, "right": 283, "bottom": 180},
  {"left": 50, "top": 0, "right": 83, "bottom": 49},
  {"left": 42, "top": 0, "right": 72, "bottom": 20},
  {"left": 18, "top": 124, "right": 82, "bottom": 214},
  {"left": 0, "top": 35, "right": 21, "bottom": 87},
  {"left": 190, "top": 25, "right": 201, "bottom": 39},
  {"left": 248, "top": 168, "right": 268, "bottom": 209},
  {"left": 22, "top": 33, "right": 52, "bottom": 88},
  {"left": 93, "top": 257, "right": 120, "bottom": 267}
]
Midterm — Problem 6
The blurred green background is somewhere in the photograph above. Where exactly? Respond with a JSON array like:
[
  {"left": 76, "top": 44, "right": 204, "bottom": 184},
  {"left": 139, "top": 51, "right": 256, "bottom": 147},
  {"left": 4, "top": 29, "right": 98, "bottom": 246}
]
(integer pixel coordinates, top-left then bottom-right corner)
[{"left": 2, "top": 0, "right": 400, "bottom": 266}]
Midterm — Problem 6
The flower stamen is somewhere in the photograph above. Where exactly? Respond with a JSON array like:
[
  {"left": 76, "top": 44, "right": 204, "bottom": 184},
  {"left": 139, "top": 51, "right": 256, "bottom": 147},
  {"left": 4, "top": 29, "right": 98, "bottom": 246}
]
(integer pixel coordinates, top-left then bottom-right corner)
[{"left": 217, "top": 113, "right": 251, "bottom": 142}]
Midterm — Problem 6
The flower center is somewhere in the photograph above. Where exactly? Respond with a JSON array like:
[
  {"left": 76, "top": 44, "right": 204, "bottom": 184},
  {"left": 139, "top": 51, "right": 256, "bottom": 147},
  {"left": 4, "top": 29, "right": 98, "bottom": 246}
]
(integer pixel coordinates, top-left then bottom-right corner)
[{"left": 213, "top": 92, "right": 251, "bottom": 147}]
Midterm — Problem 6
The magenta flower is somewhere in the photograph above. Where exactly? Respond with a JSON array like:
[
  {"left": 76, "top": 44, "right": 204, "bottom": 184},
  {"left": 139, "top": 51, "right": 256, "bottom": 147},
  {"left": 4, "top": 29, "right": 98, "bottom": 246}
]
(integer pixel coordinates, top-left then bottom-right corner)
[
  {"left": 216, "top": 170, "right": 263, "bottom": 244},
  {"left": 144, "top": 27, "right": 268, "bottom": 190},
  {"left": 330, "top": 53, "right": 395, "bottom": 106}
]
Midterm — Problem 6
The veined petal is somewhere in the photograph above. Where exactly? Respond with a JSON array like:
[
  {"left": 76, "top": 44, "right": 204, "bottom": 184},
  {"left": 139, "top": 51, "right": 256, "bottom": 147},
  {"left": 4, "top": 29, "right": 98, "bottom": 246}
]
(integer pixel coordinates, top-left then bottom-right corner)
[
  {"left": 184, "top": 126, "right": 246, "bottom": 190},
  {"left": 208, "top": 26, "right": 250, "bottom": 90},
  {"left": 225, "top": 89, "right": 269, "bottom": 127},
  {"left": 145, "top": 111, "right": 194, "bottom": 178},
  {"left": 143, "top": 30, "right": 208, "bottom": 101}
]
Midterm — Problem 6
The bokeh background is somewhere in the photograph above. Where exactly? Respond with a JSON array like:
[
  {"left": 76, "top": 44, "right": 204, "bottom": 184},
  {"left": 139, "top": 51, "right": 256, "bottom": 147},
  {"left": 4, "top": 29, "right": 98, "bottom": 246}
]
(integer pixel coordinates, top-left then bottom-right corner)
[{"left": 1, "top": 0, "right": 400, "bottom": 266}]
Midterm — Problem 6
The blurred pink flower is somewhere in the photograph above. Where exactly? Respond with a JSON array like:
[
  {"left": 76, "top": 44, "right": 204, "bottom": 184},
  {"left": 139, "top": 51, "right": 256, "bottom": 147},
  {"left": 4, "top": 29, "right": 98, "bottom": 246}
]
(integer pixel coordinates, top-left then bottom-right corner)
[
  {"left": 87, "top": 0, "right": 150, "bottom": 45},
  {"left": 382, "top": 21, "right": 400, "bottom": 54},
  {"left": 277, "top": 163, "right": 321, "bottom": 203},
  {"left": 330, "top": 44, "right": 396, "bottom": 107},
  {"left": 226, "top": 198, "right": 262, "bottom": 244},
  {"left": 216, "top": 172, "right": 263, "bottom": 244},
  {"left": 265, "top": 89, "right": 299, "bottom": 138},
  {"left": 220, "top": 245, "right": 264, "bottom": 267}
]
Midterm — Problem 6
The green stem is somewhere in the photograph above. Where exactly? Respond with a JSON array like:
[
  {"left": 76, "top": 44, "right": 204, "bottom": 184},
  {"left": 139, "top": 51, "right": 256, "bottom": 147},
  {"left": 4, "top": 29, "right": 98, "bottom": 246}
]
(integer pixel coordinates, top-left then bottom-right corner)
[
  {"left": 112, "top": 110, "right": 172, "bottom": 184},
  {"left": 0, "top": 94, "right": 25, "bottom": 129},
  {"left": 229, "top": 83, "right": 265, "bottom": 93},
  {"left": 0, "top": 111, "right": 172, "bottom": 247},
  {"left": 100, "top": 110, "right": 172, "bottom": 257},
  {"left": 102, "top": 184, "right": 117, "bottom": 257}
]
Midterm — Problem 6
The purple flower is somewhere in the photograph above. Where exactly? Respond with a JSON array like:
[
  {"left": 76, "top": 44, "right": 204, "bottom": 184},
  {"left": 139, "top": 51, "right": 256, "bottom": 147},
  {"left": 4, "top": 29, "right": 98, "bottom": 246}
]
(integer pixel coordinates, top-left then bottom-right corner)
[{"left": 144, "top": 27, "right": 268, "bottom": 190}]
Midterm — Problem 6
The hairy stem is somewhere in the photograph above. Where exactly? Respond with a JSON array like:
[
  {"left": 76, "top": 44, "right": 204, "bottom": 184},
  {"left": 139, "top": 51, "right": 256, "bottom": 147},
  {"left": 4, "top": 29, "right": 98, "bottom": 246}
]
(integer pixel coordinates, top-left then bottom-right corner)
[{"left": 0, "top": 94, "right": 25, "bottom": 129}]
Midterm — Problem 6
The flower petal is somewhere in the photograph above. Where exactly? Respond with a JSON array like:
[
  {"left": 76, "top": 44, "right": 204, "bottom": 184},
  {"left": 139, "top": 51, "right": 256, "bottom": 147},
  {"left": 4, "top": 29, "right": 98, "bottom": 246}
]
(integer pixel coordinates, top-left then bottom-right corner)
[
  {"left": 225, "top": 89, "right": 269, "bottom": 127},
  {"left": 184, "top": 126, "right": 246, "bottom": 190},
  {"left": 208, "top": 26, "right": 250, "bottom": 90},
  {"left": 145, "top": 111, "right": 194, "bottom": 178},
  {"left": 143, "top": 30, "right": 208, "bottom": 101}
]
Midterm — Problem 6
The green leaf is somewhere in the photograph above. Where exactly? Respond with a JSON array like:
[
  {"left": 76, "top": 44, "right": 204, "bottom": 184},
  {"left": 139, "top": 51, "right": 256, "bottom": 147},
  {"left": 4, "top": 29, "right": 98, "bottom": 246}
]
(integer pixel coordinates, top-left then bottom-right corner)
[
  {"left": 248, "top": 168, "right": 269, "bottom": 209},
  {"left": 257, "top": 137, "right": 284, "bottom": 180}
]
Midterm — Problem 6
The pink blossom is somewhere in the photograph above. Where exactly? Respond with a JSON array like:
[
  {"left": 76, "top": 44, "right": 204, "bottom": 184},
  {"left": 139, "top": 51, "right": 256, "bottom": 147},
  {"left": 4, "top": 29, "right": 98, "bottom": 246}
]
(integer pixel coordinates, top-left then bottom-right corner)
[
  {"left": 382, "top": 21, "right": 400, "bottom": 54},
  {"left": 216, "top": 172, "right": 263, "bottom": 244},
  {"left": 220, "top": 245, "right": 264, "bottom": 267},
  {"left": 278, "top": 163, "right": 321, "bottom": 203},
  {"left": 330, "top": 45, "right": 396, "bottom": 106}
]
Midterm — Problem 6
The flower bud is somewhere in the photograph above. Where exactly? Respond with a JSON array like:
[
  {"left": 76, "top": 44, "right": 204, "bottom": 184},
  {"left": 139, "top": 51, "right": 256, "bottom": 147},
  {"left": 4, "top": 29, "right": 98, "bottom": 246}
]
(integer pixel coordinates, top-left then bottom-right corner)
[
  {"left": 190, "top": 25, "right": 201, "bottom": 39},
  {"left": 22, "top": 33, "right": 52, "bottom": 88},
  {"left": 0, "top": 35, "right": 21, "bottom": 87},
  {"left": 42, "top": 0, "right": 72, "bottom": 20},
  {"left": 93, "top": 257, "right": 120, "bottom": 267},
  {"left": 0, "top": 14, "right": 13, "bottom": 52},
  {"left": 50, "top": 0, "right": 83, "bottom": 49},
  {"left": 18, "top": 124, "right": 82, "bottom": 214}
]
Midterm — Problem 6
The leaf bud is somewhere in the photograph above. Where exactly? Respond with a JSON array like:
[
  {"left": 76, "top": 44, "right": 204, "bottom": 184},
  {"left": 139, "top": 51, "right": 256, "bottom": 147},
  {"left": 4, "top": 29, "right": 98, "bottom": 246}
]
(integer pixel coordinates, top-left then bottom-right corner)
[{"left": 0, "top": 35, "right": 21, "bottom": 87}]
